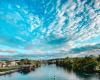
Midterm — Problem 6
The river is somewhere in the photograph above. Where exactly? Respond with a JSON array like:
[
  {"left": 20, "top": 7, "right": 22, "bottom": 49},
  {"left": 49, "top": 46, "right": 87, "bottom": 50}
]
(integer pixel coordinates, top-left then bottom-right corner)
[{"left": 0, "top": 64, "right": 100, "bottom": 80}]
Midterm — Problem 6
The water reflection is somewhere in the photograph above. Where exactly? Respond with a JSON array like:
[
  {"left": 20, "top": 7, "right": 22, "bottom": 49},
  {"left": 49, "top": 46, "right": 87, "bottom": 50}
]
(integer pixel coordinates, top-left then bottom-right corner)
[
  {"left": 18, "top": 70, "right": 32, "bottom": 75},
  {"left": 56, "top": 64, "right": 100, "bottom": 80},
  {"left": 18, "top": 68, "right": 35, "bottom": 75}
]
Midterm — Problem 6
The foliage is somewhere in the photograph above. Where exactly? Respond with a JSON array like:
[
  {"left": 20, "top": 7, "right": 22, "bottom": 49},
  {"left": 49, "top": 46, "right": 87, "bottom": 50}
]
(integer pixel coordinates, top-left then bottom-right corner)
[
  {"left": 18, "top": 59, "right": 31, "bottom": 65},
  {"left": 47, "top": 55, "right": 100, "bottom": 72}
]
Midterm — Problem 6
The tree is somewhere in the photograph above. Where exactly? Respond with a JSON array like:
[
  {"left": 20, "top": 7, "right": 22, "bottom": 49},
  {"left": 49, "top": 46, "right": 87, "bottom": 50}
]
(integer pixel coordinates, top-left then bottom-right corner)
[{"left": 97, "top": 55, "right": 100, "bottom": 62}]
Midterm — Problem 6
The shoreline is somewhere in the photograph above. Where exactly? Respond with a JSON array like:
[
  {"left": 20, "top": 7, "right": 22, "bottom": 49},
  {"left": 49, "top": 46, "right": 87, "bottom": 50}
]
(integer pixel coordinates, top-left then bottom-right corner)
[
  {"left": 0, "top": 69, "right": 18, "bottom": 75},
  {"left": 0, "top": 65, "right": 37, "bottom": 75}
]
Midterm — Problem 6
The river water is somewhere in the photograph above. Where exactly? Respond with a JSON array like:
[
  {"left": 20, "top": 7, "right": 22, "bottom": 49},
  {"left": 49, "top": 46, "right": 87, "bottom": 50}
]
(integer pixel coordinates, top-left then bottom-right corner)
[{"left": 0, "top": 64, "right": 100, "bottom": 80}]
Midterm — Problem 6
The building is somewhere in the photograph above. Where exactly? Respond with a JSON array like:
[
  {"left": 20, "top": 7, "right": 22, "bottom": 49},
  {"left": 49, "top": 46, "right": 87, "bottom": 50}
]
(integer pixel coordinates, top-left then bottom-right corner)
[
  {"left": 0, "top": 62, "right": 6, "bottom": 67},
  {"left": 10, "top": 61, "right": 18, "bottom": 66},
  {"left": 0, "top": 61, "right": 18, "bottom": 67}
]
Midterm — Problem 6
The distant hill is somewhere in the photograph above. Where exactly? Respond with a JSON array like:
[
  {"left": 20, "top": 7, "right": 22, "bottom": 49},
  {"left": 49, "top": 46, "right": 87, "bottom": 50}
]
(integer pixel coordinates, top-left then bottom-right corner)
[{"left": 0, "top": 55, "right": 13, "bottom": 60}]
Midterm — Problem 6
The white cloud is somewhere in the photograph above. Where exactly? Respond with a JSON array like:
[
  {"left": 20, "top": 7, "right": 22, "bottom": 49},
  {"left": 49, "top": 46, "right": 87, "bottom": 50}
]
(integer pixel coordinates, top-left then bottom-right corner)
[
  {"left": 15, "top": 36, "right": 26, "bottom": 42},
  {"left": 28, "top": 15, "right": 42, "bottom": 32}
]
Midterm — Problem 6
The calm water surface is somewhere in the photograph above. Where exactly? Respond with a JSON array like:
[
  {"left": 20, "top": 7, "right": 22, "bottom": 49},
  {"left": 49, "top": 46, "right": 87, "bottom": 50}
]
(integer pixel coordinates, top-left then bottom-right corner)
[{"left": 0, "top": 64, "right": 100, "bottom": 80}]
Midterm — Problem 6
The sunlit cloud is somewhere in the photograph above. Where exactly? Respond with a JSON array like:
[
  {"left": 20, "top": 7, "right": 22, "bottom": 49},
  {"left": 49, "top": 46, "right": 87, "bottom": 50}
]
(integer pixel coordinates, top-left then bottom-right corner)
[{"left": 0, "top": 49, "right": 16, "bottom": 53}]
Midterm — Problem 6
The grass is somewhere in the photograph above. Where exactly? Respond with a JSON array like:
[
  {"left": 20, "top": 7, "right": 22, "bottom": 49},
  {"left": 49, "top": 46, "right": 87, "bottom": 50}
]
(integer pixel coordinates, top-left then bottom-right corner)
[{"left": 0, "top": 66, "right": 18, "bottom": 72}]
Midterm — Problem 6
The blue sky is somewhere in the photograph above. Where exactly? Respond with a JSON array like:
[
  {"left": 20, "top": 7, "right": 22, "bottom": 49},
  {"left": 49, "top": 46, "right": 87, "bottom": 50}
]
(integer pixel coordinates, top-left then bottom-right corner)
[{"left": 0, "top": 0, "right": 100, "bottom": 59}]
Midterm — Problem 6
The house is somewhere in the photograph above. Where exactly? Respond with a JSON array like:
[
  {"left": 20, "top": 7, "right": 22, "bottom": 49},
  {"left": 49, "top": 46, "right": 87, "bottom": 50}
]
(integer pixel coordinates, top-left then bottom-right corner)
[
  {"left": 0, "top": 61, "right": 18, "bottom": 67},
  {"left": 6, "top": 61, "right": 18, "bottom": 67},
  {"left": 0, "top": 62, "right": 3, "bottom": 67},
  {"left": 4, "top": 61, "right": 18, "bottom": 67},
  {"left": 10, "top": 61, "right": 18, "bottom": 66},
  {"left": 0, "top": 62, "right": 6, "bottom": 67}
]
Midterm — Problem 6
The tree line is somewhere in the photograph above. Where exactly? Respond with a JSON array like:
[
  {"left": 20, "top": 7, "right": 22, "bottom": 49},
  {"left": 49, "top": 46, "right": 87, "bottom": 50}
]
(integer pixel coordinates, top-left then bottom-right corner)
[{"left": 46, "top": 55, "right": 100, "bottom": 73}]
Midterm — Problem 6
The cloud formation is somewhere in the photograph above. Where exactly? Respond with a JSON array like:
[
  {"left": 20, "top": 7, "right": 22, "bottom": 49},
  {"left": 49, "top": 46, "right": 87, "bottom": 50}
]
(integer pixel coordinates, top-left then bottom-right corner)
[
  {"left": 0, "top": 0, "right": 99, "bottom": 59},
  {"left": 0, "top": 49, "right": 16, "bottom": 53}
]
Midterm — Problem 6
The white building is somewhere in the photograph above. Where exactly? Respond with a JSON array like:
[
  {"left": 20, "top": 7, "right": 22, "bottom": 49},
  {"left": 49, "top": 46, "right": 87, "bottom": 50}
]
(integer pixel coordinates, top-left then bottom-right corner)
[{"left": 10, "top": 61, "right": 18, "bottom": 66}]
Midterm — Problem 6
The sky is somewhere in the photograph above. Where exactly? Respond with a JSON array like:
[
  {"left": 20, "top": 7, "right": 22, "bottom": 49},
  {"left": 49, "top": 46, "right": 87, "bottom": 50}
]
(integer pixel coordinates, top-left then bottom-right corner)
[{"left": 0, "top": 0, "right": 100, "bottom": 59}]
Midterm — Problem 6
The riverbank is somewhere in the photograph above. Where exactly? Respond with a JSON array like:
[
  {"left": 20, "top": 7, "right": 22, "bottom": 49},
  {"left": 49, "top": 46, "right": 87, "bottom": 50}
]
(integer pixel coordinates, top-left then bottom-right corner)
[
  {"left": 0, "top": 69, "right": 18, "bottom": 75},
  {"left": 0, "top": 64, "right": 40, "bottom": 75},
  {"left": 0, "top": 66, "right": 20, "bottom": 75},
  {"left": 0, "top": 59, "right": 40, "bottom": 75},
  {"left": 43, "top": 55, "right": 100, "bottom": 73}
]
